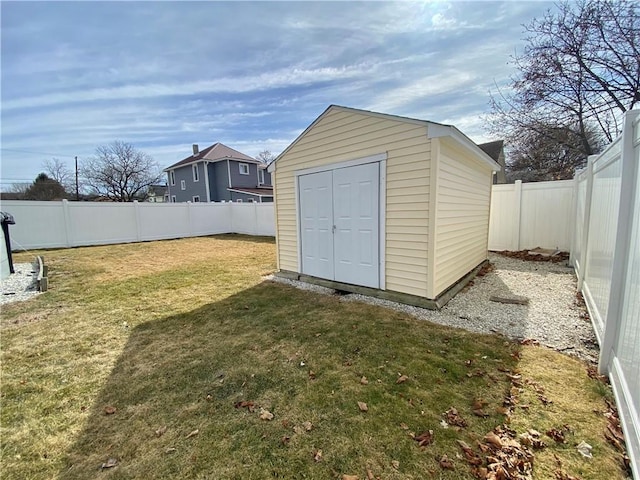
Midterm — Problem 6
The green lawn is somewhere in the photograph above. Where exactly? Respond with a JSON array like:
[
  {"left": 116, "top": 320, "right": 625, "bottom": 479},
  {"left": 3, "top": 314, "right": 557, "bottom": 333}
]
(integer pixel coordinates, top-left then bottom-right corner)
[{"left": 0, "top": 236, "right": 627, "bottom": 479}]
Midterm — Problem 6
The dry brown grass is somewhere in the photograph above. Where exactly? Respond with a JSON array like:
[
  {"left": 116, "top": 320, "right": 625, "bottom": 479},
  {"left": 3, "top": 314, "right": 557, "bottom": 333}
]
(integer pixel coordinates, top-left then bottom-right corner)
[{"left": 0, "top": 235, "right": 628, "bottom": 479}]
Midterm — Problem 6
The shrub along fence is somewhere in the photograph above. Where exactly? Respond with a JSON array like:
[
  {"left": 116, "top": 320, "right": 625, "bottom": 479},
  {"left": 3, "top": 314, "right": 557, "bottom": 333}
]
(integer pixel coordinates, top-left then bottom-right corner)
[
  {"left": 571, "top": 110, "right": 639, "bottom": 478},
  {"left": 0, "top": 200, "right": 275, "bottom": 250}
]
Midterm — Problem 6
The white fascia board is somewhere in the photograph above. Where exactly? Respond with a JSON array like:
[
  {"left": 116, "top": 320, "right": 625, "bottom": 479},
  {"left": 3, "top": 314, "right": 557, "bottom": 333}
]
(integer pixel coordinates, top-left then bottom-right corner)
[{"left": 427, "top": 124, "right": 502, "bottom": 171}]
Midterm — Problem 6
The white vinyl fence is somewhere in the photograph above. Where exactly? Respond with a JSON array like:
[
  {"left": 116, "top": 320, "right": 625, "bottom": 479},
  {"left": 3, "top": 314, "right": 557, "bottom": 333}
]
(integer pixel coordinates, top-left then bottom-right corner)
[
  {"left": 489, "top": 179, "right": 574, "bottom": 251},
  {"left": 572, "top": 110, "right": 639, "bottom": 479},
  {"left": 0, "top": 200, "right": 275, "bottom": 251}
]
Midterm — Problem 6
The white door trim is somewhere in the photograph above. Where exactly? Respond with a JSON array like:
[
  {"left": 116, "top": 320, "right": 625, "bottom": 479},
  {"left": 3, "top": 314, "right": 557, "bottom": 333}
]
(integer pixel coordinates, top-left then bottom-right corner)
[
  {"left": 294, "top": 152, "right": 387, "bottom": 177},
  {"left": 294, "top": 152, "right": 387, "bottom": 290}
]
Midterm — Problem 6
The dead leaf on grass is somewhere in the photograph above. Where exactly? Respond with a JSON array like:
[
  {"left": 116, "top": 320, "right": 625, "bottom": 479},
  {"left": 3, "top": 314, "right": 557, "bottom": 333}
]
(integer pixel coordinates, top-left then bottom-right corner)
[
  {"left": 155, "top": 426, "right": 167, "bottom": 437},
  {"left": 234, "top": 400, "right": 256, "bottom": 412},
  {"left": 546, "top": 427, "right": 568, "bottom": 443},
  {"left": 342, "top": 475, "right": 359, "bottom": 480},
  {"left": 413, "top": 430, "right": 434, "bottom": 447},
  {"left": 554, "top": 469, "right": 583, "bottom": 480},
  {"left": 439, "top": 454, "right": 454, "bottom": 470},
  {"left": 358, "top": 401, "right": 368, "bottom": 412},
  {"left": 443, "top": 407, "right": 468, "bottom": 428},
  {"left": 360, "top": 376, "right": 369, "bottom": 385},
  {"left": 303, "top": 421, "right": 313, "bottom": 431},
  {"left": 366, "top": 468, "right": 375, "bottom": 480},
  {"left": 185, "top": 429, "right": 199, "bottom": 439},
  {"left": 104, "top": 406, "right": 116, "bottom": 415},
  {"left": 391, "top": 460, "right": 400, "bottom": 470},
  {"left": 259, "top": 408, "right": 274, "bottom": 421},
  {"left": 457, "top": 440, "right": 483, "bottom": 466},
  {"left": 313, "top": 449, "right": 323, "bottom": 462},
  {"left": 100, "top": 458, "right": 118, "bottom": 469},
  {"left": 281, "top": 436, "right": 290, "bottom": 445},
  {"left": 576, "top": 441, "right": 593, "bottom": 458},
  {"left": 396, "top": 374, "right": 409, "bottom": 384},
  {"left": 308, "top": 370, "right": 316, "bottom": 380}
]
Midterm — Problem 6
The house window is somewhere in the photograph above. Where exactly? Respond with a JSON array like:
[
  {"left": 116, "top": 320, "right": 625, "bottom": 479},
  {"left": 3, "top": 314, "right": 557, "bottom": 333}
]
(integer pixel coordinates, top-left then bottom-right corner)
[
  {"left": 258, "top": 169, "right": 265, "bottom": 185},
  {"left": 248, "top": 198, "right": 255, "bottom": 203},
  {"left": 192, "top": 164, "right": 199, "bottom": 182},
  {"left": 181, "top": 180, "right": 186, "bottom": 191},
  {"left": 171, "top": 195, "right": 176, "bottom": 203},
  {"left": 239, "top": 163, "right": 250, "bottom": 175},
  {"left": 236, "top": 198, "right": 243, "bottom": 203},
  {"left": 192, "top": 196, "right": 200, "bottom": 203},
  {"left": 170, "top": 171, "right": 175, "bottom": 186}
]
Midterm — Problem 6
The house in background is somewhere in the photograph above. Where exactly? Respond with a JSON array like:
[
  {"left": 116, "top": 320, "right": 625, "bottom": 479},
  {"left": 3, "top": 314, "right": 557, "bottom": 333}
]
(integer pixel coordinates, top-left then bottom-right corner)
[
  {"left": 146, "top": 184, "right": 168, "bottom": 202},
  {"left": 163, "top": 143, "right": 273, "bottom": 203},
  {"left": 478, "top": 140, "right": 507, "bottom": 184}
]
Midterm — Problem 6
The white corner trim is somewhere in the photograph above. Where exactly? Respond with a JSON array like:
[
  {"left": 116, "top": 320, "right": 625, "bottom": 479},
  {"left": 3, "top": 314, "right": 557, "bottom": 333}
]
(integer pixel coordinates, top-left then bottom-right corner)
[
  {"left": 227, "top": 159, "right": 232, "bottom": 188},
  {"left": 204, "top": 161, "right": 211, "bottom": 202},
  {"left": 294, "top": 152, "right": 388, "bottom": 177},
  {"left": 427, "top": 124, "right": 501, "bottom": 171},
  {"left": 378, "top": 159, "right": 386, "bottom": 290}
]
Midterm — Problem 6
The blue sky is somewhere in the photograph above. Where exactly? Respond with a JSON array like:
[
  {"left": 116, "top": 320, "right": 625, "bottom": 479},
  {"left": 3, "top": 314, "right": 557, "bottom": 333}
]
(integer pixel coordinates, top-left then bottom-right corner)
[{"left": 1, "top": 1, "right": 553, "bottom": 188}]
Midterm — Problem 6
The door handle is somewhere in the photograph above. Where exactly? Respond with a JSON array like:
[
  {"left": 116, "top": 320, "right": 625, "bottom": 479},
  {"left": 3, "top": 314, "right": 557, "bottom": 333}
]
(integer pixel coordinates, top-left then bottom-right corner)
[{"left": 332, "top": 225, "right": 336, "bottom": 234}]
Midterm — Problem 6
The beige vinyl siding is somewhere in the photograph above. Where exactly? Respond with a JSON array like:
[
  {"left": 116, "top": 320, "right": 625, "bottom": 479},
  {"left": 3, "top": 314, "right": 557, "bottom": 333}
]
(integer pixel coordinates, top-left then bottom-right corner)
[
  {"left": 274, "top": 107, "right": 431, "bottom": 297},
  {"left": 432, "top": 138, "right": 492, "bottom": 296}
]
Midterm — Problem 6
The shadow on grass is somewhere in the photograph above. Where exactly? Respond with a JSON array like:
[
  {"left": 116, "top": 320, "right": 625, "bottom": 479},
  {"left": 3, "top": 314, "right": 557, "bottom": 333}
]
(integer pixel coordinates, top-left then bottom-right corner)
[{"left": 59, "top": 281, "right": 523, "bottom": 480}]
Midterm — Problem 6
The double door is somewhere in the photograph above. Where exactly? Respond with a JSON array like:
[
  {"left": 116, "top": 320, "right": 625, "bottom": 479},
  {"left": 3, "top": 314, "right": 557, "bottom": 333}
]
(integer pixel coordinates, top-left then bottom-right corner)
[{"left": 298, "top": 162, "right": 379, "bottom": 288}]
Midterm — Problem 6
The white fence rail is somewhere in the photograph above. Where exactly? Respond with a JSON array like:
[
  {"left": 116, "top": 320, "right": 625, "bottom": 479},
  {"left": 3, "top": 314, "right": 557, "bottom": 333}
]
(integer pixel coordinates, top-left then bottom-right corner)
[
  {"left": 489, "top": 179, "right": 575, "bottom": 251},
  {"left": 0, "top": 200, "right": 275, "bottom": 251},
  {"left": 572, "top": 110, "right": 640, "bottom": 479}
]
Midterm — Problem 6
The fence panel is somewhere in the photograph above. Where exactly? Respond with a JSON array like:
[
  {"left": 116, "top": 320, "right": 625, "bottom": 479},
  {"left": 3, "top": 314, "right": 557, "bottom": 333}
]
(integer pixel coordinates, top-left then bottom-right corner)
[
  {"left": 0, "top": 200, "right": 274, "bottom": 251},
  {"left": 571, "top": 110, "right": 640, "bottom": 479},
  {"left": 489, "top": 179, "right": 574, "bottom": 251}
]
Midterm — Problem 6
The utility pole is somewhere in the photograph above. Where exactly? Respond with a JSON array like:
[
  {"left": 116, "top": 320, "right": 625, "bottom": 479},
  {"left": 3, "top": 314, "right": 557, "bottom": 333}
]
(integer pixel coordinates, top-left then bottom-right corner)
[{"left": 75, "top": 156, "right": 79, "bottom": 201}]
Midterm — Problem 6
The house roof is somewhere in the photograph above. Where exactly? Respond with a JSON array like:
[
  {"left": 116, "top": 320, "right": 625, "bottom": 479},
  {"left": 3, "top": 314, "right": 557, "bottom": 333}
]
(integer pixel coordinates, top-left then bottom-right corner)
[
  {"left": 478, "top": 140, "right": 504, "bottom": 162},
  {"left": 164, "top": 142, "right": 257, "bottom": 171},
  {"left": 268, "top": 105, "right": 501, "bottom": 173},
  {"left": 228, "top": 187, "right": 274, "bottom": 197}
]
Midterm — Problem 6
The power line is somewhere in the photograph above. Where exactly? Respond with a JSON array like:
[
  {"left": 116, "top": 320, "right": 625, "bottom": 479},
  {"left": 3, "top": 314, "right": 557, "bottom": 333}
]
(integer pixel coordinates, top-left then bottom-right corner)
[{"left": 0, "top": 148, "right": 78, "bottom": 158}]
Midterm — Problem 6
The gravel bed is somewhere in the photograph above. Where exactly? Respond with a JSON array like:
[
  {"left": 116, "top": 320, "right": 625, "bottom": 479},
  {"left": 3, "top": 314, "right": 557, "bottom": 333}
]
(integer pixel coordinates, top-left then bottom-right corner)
[
  {"left": 269, "top": 253, "right": 599, "bottom": 364},
  {"left": 1, "top": 263, "right": 41, "bottom": 305}
]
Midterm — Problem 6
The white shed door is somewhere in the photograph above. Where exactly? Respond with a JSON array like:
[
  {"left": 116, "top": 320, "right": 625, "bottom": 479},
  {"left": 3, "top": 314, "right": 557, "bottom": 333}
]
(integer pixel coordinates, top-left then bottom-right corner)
[
  {"left": 298, "top": 162, "right": 379, "bottom": 288},
  {"left": 299, "top": 170, "right": 334, "bottom": 281}
]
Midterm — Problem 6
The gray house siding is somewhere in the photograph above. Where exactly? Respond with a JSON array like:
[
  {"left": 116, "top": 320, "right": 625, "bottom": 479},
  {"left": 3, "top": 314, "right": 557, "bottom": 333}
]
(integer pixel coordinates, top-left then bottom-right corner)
[
  {"left": 229, "top": 191, "right": 273, "bottom": 203},
  {"left": 229, "top": 160, "right": 261, "bottom": 188},
  {"left": 260, "top": 169, "right": 272, "bottom": 186},
  {"left": 212, "top": 162, "right": 232, "bottom": 202},
  {"left": 167, "top": 163, "right": 207, "bottom": 202}
]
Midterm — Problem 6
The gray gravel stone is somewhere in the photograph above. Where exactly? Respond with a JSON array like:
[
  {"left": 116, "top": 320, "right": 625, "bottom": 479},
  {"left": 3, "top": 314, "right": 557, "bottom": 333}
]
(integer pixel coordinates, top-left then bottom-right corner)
[
  {"left": 269, "top": 253, "right": 599, "bottom": 364},
  {"left": 1, "top": 263, "right": 41, "bottom": 305}
]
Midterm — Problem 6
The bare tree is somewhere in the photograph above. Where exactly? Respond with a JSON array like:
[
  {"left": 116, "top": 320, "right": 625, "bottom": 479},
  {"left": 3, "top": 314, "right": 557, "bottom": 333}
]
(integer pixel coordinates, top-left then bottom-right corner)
[
  {"left": 43, "top": 158, "right": 74, "bottom": 193},
  {"left": 81, "top": 141, "right": 161, "bottom": 202},
  {"left": 256, "top": 150, "right": 276, "bottom": 164},
  {"left": 489, "top": 0, "right": 639, "bottom": 180}
]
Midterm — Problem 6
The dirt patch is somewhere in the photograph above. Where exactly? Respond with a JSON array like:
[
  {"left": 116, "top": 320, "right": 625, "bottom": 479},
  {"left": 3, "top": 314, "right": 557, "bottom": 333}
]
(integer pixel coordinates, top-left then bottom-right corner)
[
  {"left": 1, "top": 309, "right": 54, "bottom": 330},
  {"left": 496, "top": 250, "right": 570, "bottom": 263}
]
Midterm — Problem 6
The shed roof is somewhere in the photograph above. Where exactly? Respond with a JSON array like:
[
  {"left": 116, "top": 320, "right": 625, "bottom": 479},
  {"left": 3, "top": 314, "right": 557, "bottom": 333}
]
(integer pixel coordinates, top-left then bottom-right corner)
[
  {"left": 164, "top": 142, "right": 257, "bottom": 171},
  {"left": 268, "top": 105, "right": 501, "bottom": 172}
]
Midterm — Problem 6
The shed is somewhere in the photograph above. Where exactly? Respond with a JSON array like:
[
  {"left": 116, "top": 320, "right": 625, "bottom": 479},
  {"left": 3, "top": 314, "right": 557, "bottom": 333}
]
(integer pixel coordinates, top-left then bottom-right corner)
[{"left": 267, "top": 105, "right": 501, "bottom": 308}]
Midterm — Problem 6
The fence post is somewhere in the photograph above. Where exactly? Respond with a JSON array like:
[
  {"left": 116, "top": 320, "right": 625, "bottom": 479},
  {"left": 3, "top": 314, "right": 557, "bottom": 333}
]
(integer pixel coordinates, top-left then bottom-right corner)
[
  {"left": 598, "top": 110, "right": 640, "bottom": 374},
  {"left": 253, "top": 202, "right": 258, "bottom": 235},
  {"left": 569, "top": 175, "right": 580, "bottom": 267},
  {"left": 133, "top": 201, "right": 142, "bottom": 242},
  {"left": 186, "top": 201, "right": 193, "bottom": 236},
  {"left": 61, "top": 199, "right": 72, "bottom": 247},
  {"left": 577, "top": 156, "right": 595, "bottom": 291},
  {"left": 514, "top": 180, "right": 522, "bottom": 250}
]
